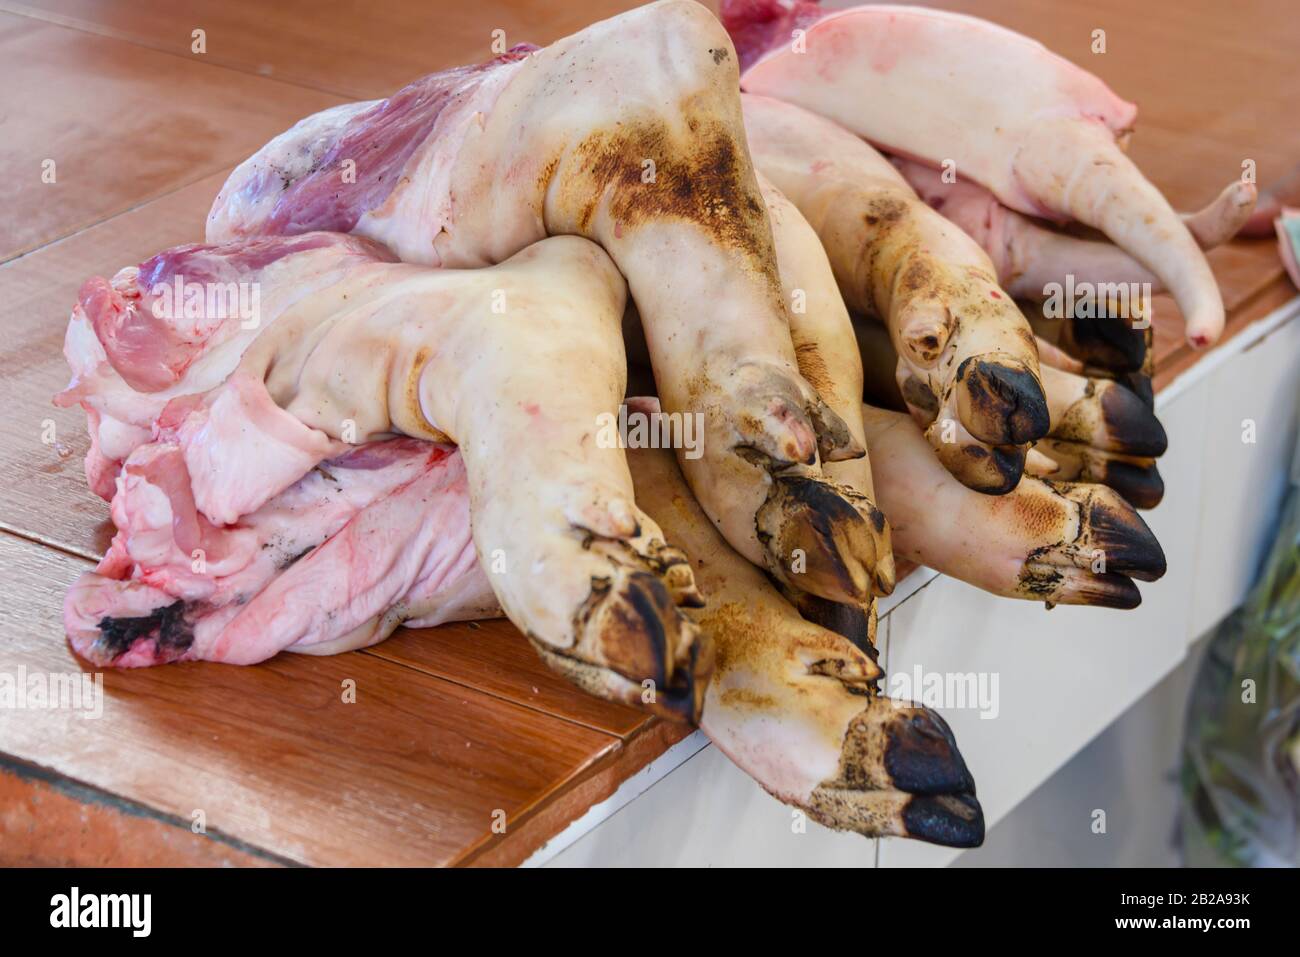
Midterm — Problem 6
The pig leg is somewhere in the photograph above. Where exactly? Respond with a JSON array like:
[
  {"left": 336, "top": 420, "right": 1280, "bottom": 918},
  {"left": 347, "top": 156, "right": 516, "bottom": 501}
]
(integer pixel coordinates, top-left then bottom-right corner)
[
  {"left": 730, "top": 2, "right": 1227, "bottom": 346},
  {"left": 743, "top": 94, "right": 1048, "bottom": 494}
]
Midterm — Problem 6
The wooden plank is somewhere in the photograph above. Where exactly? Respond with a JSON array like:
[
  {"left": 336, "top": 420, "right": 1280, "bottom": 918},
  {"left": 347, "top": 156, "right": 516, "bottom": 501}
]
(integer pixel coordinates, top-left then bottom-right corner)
[
  {"left": 1150, "top": 243, "right": 1293, "bottom": 382},
  {"left": 0, "top": 531, "right": 622, "bottom": 866},
  {"left": 7, "top": 0, "right": 1295, "bottom": 219},
  {"left": 0, "top": 765, "right": 279, "bottom": 866},
  {"left": 0, "top": 11, "right": 342, "bottom": 262},
  {"left": 460, "top": 719, "right": 694, "bottom": 867},
  {"left": 3, "top": 0, "right": 644, "bottom": 99},
  {"left": 1155, "top": 276, "right": 1300, "bottom": 393},
  {"left": 371, "top": 624, "right": 651, "bottom": 740}
]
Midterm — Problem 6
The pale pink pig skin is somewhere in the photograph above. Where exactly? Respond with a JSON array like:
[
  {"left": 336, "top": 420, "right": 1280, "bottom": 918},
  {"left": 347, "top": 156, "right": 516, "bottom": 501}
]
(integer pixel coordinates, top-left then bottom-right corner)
[{"left": 56, "top": 233, "right": 496, "bottom": 669}]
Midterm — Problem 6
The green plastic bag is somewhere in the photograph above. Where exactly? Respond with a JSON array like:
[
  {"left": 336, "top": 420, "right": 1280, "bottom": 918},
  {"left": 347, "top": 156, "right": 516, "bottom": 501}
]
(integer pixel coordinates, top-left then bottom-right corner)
[{"left": 1179, "top": 429, "right": 1300, "bottom": 867}]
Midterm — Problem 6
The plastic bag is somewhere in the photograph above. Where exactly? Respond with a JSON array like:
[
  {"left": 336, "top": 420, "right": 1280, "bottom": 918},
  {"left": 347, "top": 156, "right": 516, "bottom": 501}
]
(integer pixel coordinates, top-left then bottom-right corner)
[{"left": 1179, "top": 430, "right": 1300, "bottom": 866}]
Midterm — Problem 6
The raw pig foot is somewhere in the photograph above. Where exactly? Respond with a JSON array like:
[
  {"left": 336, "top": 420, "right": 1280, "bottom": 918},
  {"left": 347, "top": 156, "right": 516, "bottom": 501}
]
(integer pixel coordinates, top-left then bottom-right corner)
[
  {"left": 727, "top": 1, "right": 1227, "bottom": 347},
  {"left": 1030, "top": 303, "right": 1156, "bottom": 410},
  {"left": 708, "top": 357, "right": 890, "bottom": 604},
  {"left": 899, "top": 161, "right": 1253, "bottom": 401},
  {"left": 227, "top": 236, "right": 712, "bottom": 720},
  {"left": 896, "top": 161, "right": 1256, "bottom": 302},
  {"left": 525, "top": 532, "right": 711, "bottom": 722},
  {"left": 1029, "top": 440, "right": 1163, "bottom": 512},
  {"left": 862, "top": 407, "right": 1166, "bottom": 608},
  {"left": 1030, "top": 365, "right": 1167, "bottom": 509},
  {"left": 856, "top": 320, "right": 1167, "bottom": 509},
  {"left": 756, "top": 470, "right": 889, "bottom": 603},
  {"left": 758, "top": 174, "right": 895, "bottom": 599},
  {"left": 629, "top": 441, "right": 982, "bottom": 846},
  {"left": 743, "top": 94, "right": 1047, "bottom": 494},
  {"left": 61, "top": 232, "right": 712, "bottom": 720},
  {"left": 71, "top": 425, "right": 980, "bottom": 845}
]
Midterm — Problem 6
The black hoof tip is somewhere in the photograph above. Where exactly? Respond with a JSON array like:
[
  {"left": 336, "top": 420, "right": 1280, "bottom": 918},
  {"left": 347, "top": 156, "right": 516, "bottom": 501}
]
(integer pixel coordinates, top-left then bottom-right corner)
[
  {"left": 1101, "top": 383, "right": 1167, "bottom": 456},
  {"left": 958, "top": 358, "right": 1051, "bottom": 445},
  {"left": 903, "top": 793, "right": 986, "bottom": 848},
  {"left": 1102, "top": 460, "right": 1166, "bottom": 510},
  {"left": 1062, "top": 316, "right": 1147, "bottom": 372},
  {"left": 1086, "top": 499, "right": 1167, "bottom": 581},
  {"left": 885, "top": 709, "right": 977, "bottom": 796}
]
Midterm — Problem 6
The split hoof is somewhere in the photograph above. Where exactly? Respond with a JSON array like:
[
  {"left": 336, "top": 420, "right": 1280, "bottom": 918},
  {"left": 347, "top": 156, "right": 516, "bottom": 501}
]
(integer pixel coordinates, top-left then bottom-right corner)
[
  {"left": 1061, "top": 484, "right": 1167, "bottom": 582},
  {"left": 1033, "top": 439, "right": 1166, "bottom": 510},
  {"left": 954, "top": 355, "right": 1050, "bottom": 446},
  {"left": 809, "top": 781, "right": 984, "bottom": 848},
  {"left": 757, "top": 473, "right": 894, "bottom": 602},
  {"left": 826, "top": 703, "right": 976, "bottom": 796},
  {"left": 930, "top": 434, "right": 1027, "bottom": 495},
  {"left": 531, "top": 634, "right": 713, "bottom": 723},
  {"left": 1058, "top": 314, "right": 1147, "bottom": 374},
  {"left": 528, "top": 523, "right": 716, "bottom": 723},
  {"left": 1019, "top": 565, "right": 1143, "bottom": 610},
  {"left": 1014, "top": 480, "right": 1166, "bottom": 607},
  {"left": 1042, "top": 369, "right": 1166, "bottom": 457}
]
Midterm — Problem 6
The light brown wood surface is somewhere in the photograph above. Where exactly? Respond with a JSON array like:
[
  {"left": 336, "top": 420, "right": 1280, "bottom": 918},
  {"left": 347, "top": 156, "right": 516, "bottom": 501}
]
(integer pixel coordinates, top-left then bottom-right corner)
[
  {"left": 1, "top": 0, "right": 643, "bottom": 98},
  {"left": 0, "top": 11, "right": 343, "bottom": 262},
  {"left": 1, "top": 0, "right": 1296, "bottom": 866},
  {"left": 0, "top": 531, "right": 645, "bottom": 866}
]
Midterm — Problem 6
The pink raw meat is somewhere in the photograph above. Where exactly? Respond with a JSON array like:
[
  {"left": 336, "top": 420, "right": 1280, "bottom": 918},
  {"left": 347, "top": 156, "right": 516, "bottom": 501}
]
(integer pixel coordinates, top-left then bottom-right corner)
[
  {"left": 55, "top": 232, "right": 395, "bottom": 501},
  {"left": 66, "top": 437, "right": 494, "bottom": 667}
]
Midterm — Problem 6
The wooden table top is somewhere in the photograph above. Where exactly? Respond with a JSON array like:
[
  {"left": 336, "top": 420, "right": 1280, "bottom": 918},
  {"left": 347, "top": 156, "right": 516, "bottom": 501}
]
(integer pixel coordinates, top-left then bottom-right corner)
[{"left": 1, "top": 0, "right": 1296, "bottom": 866}]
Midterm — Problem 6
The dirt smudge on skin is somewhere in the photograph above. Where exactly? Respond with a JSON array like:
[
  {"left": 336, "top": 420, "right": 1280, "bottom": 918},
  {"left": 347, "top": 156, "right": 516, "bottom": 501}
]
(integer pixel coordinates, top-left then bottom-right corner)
[
  {"left": 1016, "top": 562, "right": 1064, "bottom": 599},
  {"left": 701, "top": 600, "right": 786, "bottom": 676},
  {"left": 720, "top": 687, "right": 778, "bottom": 710},
  {"left": 898, "top": 256, "right": 938, "bottom": 297},
  {"left": 558, "top": 99, "right": 782, "bottom": 301},
  {"left": 97, "top": 601, "right": 193, "bottom": 663},
  {"left": 534, "top": 155, "right": 561, "bottom": 199}
]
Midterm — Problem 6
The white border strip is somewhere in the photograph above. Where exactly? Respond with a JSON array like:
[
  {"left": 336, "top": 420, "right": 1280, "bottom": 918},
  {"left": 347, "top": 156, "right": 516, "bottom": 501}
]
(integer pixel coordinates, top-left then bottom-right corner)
[{"left": 521, "top": 729, "right": 711, "bottom": 867}]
